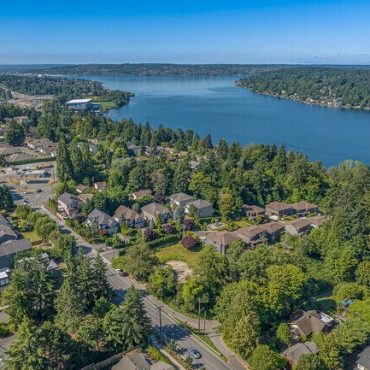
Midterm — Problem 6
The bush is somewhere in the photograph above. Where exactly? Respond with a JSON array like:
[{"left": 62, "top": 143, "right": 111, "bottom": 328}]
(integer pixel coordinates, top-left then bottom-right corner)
[
  {"left": 181, "top": 235, "right": 199, "bottom": 250},
  {"left": 143, "top": 228, "right": 155, "bottom": 241},
  {"left": 162, "top": 223, "right": 175, "bottom": 234},
  {"left": 147, "top": 234, "right": 182, "bottom": 249},
  {"left": 183, "top": 218, "right": 194, "bottom": 231}
]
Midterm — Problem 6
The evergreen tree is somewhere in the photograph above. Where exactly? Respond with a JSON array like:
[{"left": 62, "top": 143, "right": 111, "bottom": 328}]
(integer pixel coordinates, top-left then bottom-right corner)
[
  {"left": 173, "top": 159, "right": 191, "bottom": 193},
  {"left": 103, "top": 286, "right": 151, "bottom": 351},
  {"left": 55, "top": 276, "right": 84, "bottom": 332},
  {"left": 4, "top": 318, "right": 46, "bottom": 370},
  {"left": 4, "top": 121, "right": 25, "bottom": 145},
  {"left": 0, "top": 185, "right": 13, "bottom": 210},
  {"left": 56, "top": 138, "right": 73, "bottom": 182},
  {"left": 92, "top": 254, "right": 113, "bottom": 302}
]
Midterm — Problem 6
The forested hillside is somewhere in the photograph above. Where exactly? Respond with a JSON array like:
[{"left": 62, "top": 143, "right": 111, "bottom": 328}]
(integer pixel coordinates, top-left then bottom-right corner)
[
  {"left": 237, "top": 67, "right": 370, "bottom": 111},
  {"left": 0, "top": 74, "right": 132, "bottom": 108},
  {"left": 14, "top": 63, "right": 282, "bottom": 77}
]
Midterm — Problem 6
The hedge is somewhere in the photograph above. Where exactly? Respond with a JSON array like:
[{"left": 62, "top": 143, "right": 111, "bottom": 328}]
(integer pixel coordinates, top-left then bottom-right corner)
[
  {"left": 8, "top": 156, "right": 55, "bottom": 166},
  {"left": 147, "top": 233, "right": 182, "bottom": 249}
]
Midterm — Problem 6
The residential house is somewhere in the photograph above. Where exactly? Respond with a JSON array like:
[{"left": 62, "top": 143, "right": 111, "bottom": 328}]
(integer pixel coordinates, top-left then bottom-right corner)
[
  {"left": 113, "top": 205, "right": 145, "bottom": 228},
  {"left": 169, "top": 192, "right": 195, "bottom": 208},
  {"left": 0, "top": 224, "right": 18, "bottom": 244},
  {"left": 309, "top": 215, "right": 326, "bottom": 228},
  {"left": 78, "top": 193, "right": 93, "bottom": 204},
  {"left": 26, "top": 138, "right": 57, "bottom": 157},
  {"left": 86, "top": 209, "right": 119, "bottom": 235},
  {"left": 205, "top": 232, "right": 242, "bottom": 254},
  {"left": 291, "top": 201, "right": 319, "bottom": 217},
  {"left": 126, "top": 141, "right": 141, "bottom": 156},
  {"left": 285, "top": 218, "right": 312, "bottom": 237},
  {"left": 262, "top": 222, "right": 285, "bottom": 243},
  {"left": 189, "top": 160, "right": 200, "bottom": 171},
  {"left": 283, "top": 342, "right": 319, "bottom": 366},
  {"left": 265, "top": 201, "right": 294, "bottom": 218},
  {"left": 57, "top": 192, "right": 82, "bottom": 219},
  {"left": 94, "top": 181, "right": 106, "bottom": 192},
  {"left": 243, "top": 204, "right": 265, "bottom": 220},
  {"left": 234, "top": 225, "right": 267, "bottom": 247},
  {"left": 112, "top": 350, "right": 174, "bottom": 370},
  {"left": 234, "top": 222, "right": 284, "bottom": 246},
  {"left": 145, "top": 145, "right": 164, "bottom": 157},
  {"left": 0, "top": 270, "right": 10, "bottom": 287},
  {"left": 129, "top": 189, "right": 152, "bottom": 200},
  {"left": 185, "top": 199, "right": 214, "bottom": 218},
  {"left": 0, "top": 239, "right": 33, "bottom": 269},
  {"left": 141, "top": 203, "right": 171, "bottom": 226},
  {"left": 76, "top": 184, "right": 88, "bottom": 194},
  {"left": 288, "top": 310, "right": 333, "bottom": 340},
  {"left": 0, "top": 214, "right": 9, "bottom": 226},
  {"left": 356, "top": 345, "right": 370, "bottom": 370}
]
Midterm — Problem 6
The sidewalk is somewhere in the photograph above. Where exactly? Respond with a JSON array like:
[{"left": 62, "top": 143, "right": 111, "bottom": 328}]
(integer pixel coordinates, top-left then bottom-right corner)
[{"left": 41, "top": 206, "right": 247, "bottom": 370}]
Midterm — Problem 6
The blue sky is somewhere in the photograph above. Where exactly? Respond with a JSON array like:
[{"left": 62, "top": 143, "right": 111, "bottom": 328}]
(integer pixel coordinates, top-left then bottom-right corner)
[{"left": 1, "top": 0, "right": 369, "bottom": 64}]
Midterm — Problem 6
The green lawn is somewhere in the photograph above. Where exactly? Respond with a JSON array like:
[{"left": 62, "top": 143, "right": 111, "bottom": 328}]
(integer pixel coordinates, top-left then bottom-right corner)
[
  {"left": 234, "top": 218, "right": 255, "bottom": 228},
  {"left": 155, "top": 242, "right": 203, "bottom": 268},
  {"left": 21, "top": 231, "right": 43, "bottom": 243}
]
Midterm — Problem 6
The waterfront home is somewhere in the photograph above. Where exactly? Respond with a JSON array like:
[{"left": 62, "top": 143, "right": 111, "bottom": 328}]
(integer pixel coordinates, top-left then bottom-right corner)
[
  {"left": 85, "top": 209, "right": 119, "bottom": 235},
  {"left": 57, "top": 192, "right": 82, "bottom": 219},
  {"left": 243, "top": 204, "right": 265, "bottom": 220},
  {"left": 185, "top": 199, "right": 214, "bottom": 218},
  {"left": 141, "top": 203, "right": 171, "bottom": 226},
  {"left": 205, "top": 231, "right": 242, "bottom": 254},
  {"left": 113, "top": 205, "right": 145, "bottom": 228},
  {"left": 169, "top": 192, "right": 195, "bottom": 208}
]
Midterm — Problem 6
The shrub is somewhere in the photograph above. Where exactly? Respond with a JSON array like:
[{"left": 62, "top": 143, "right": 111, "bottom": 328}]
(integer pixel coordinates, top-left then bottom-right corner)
[
  {"left": 183, "top": 218, "right": 194, "bottom": 231},
  {"left": 143, "top": 228, "right": 155, "bottom": 241},
  {"left": 181, "top": 235, "right": 199, "bottom": 250},
  {"left": 147, "top": 234, "right": 181, "bottom": 249},
  {"left": 162, "top": 223, "right": 175, "bottom": 234}
]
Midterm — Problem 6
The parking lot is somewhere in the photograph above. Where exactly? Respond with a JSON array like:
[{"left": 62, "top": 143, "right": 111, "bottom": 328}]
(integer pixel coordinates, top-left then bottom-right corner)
[{"left": 0, "top": 162, "right": 56, "bottom": 209}]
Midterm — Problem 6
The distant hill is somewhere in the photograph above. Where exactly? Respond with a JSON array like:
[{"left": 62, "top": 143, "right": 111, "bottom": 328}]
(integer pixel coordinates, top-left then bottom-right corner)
[{"left": 0, "top": 63, "right": 284, "bottom": 77}]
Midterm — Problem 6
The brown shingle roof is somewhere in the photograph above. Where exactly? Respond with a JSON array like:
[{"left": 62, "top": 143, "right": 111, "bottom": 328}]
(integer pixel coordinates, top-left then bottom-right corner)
[
  {"left": 266, "top": 201, "right": 292, "bottom": 212},
  {"left": 207, "top": 232, "right": 241, "bottom": 246},
  {"left": 114, "top": 205, "right": 140, "bottom": 221}
]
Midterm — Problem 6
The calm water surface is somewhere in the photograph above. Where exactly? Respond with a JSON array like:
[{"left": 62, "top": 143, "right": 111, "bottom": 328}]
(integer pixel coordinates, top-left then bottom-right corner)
[{"left": 89, "top": 76, "right": 370, "bottom": 167}]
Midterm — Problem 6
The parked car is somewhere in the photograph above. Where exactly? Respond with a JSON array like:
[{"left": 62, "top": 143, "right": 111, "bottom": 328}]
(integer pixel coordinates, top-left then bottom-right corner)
[{"left": 188, "top": 347, "right": 201, "bottom": 359}]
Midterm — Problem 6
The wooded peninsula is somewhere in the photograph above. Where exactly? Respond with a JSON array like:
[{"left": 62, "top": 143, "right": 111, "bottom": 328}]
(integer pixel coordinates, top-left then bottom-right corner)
[{"left": 237, "top": 66, "right": 370, "bottom": 111}]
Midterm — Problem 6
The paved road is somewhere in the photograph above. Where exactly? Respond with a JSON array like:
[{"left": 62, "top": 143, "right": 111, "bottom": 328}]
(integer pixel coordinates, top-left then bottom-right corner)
[{"left": 41, "top": 207, "right": 232, "bottom": 370}]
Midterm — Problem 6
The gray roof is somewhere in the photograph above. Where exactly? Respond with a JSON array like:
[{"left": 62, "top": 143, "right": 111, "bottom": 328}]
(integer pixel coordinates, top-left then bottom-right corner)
[
  {"left": 169, "top": 192, "right": 194, "bottom": 203},
  {"left": 58, "top": 192, "right": 81, "bottom": 206},
  {"left": 142, "top": 203, "right": 170, "bottom": 217},
  {"left": 0, "top": 239, "right": 32, "bottom": 258},
  {"left": 356, "top": 345, "right": 370, "bottom": 369},
  {"left": 283, "top": 342, "right": 318, "bottom": 364},
  {"left": 87, "top": 209, "right": 117, "bottom": 228},
  {"left": 187, "top": 199, "right": 213, "bottom": 209},
  {"left": 0, "top": 225, "right": 17, "bottom": 240},
  {"left": 0, "top": 214, "right": 9, "bottom": 226}
]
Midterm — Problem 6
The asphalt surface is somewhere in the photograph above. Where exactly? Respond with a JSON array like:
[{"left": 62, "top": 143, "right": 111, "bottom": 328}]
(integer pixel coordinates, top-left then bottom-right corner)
[{"left": 41, "top": 207, "right": 232, "bottom": 370}]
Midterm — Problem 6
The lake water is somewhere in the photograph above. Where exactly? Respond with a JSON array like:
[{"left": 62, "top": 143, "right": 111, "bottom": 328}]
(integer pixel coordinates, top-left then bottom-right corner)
[{"left": 89, "top": 76, "right": 369, "bottom": 167}]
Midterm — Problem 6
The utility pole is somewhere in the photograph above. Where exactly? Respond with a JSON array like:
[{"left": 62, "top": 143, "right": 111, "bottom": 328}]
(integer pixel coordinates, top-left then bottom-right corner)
[
  {"left": 203, "top": 310, "right": 206, "bottom": 334},
  {"left": 157, "top": 306, "right": 163, "bottom": 344},
  {"left": 198, "top": 298, "right": 201, "bottom": 330}
]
